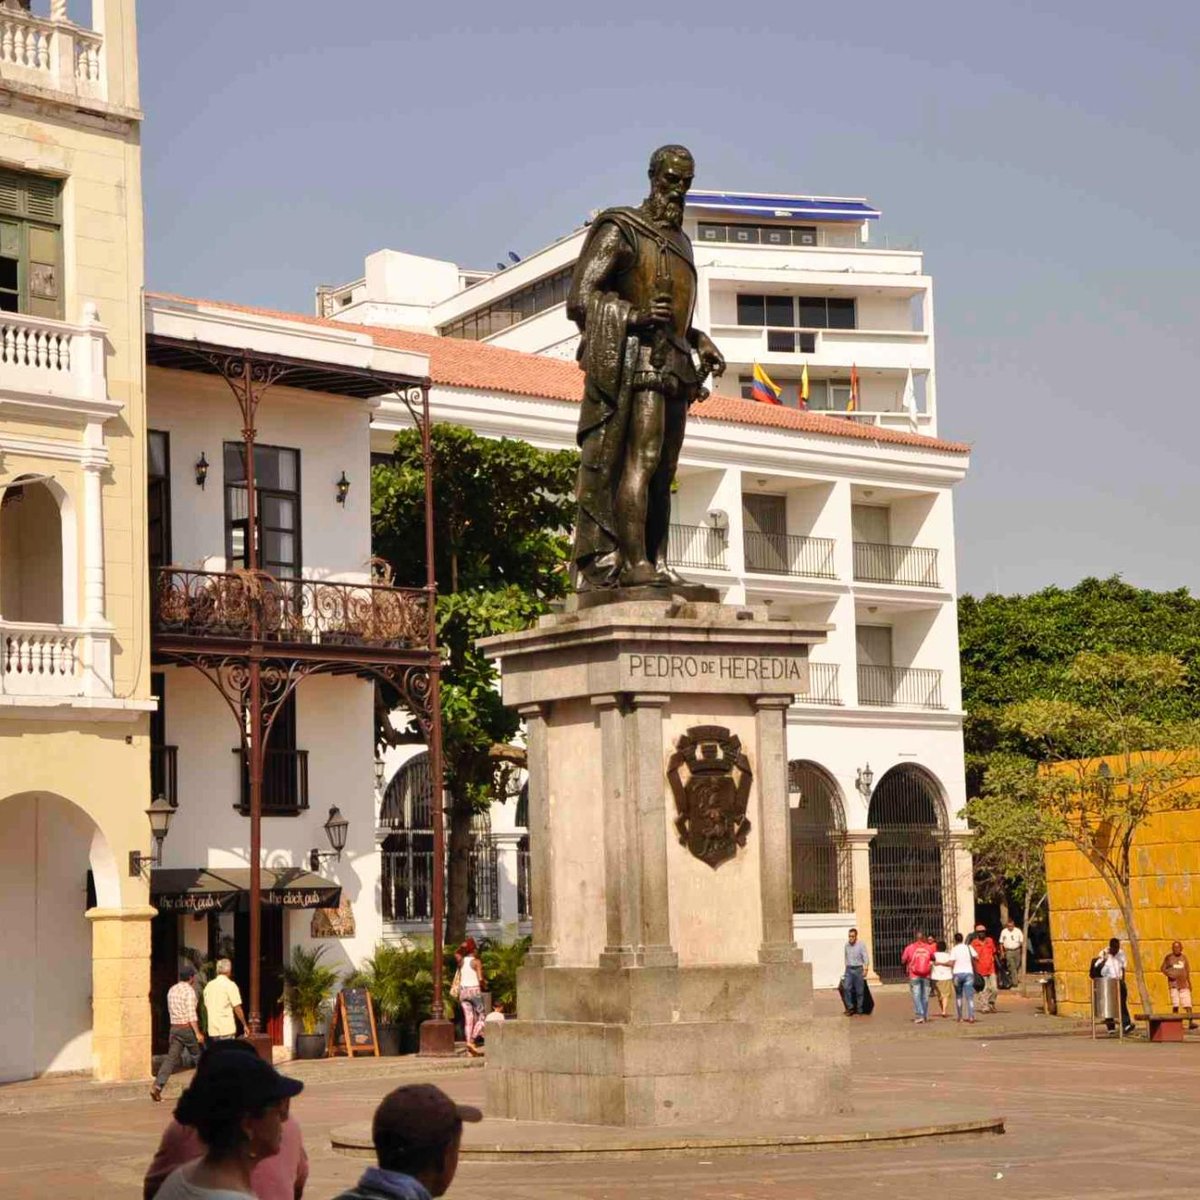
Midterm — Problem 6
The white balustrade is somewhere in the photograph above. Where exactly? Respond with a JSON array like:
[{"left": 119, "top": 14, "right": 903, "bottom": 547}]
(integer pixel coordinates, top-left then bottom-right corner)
[
  {"left": 0, "top": 310, "right": 108, "bottom": 408},
  {"left": 0, "top": 6, "right": 106, "bottom": 103},
  {"left": 0, "top": 622, "right": 82, "bottom": 697}
]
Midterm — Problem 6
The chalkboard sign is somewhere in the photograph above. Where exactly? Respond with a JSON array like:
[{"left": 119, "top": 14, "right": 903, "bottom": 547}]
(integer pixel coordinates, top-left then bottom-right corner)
[{"left": 326, "top": 988, "right": 379, "bottom": 1058}]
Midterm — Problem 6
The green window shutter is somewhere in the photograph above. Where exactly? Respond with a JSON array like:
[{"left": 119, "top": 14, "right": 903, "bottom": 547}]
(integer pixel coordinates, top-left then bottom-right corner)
[{"left": 0, "top": 171, "right": 62, "bottom": 317}]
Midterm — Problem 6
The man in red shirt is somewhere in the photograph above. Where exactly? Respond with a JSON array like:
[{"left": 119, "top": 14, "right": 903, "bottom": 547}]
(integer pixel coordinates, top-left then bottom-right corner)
[
  {"left": 972, "top": 922, "right": 999, "bottom": 1013},
  {"left": 900, "top": 930, "right": 934, "bottom": 1023}
]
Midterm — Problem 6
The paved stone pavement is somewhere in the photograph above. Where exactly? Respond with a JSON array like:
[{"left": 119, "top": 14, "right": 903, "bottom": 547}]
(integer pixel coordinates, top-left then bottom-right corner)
[{"left": 1, "top": 987, "right": 1196, "bottom": 1200}]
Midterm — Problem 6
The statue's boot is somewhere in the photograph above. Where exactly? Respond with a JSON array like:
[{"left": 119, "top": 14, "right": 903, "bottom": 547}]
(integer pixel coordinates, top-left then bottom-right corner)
[
  {"left": 653, "top": 559, "right": 688, "bottom": 587},
  {"left": 619, "top": 560, "right": 660, "bottom": 587}
]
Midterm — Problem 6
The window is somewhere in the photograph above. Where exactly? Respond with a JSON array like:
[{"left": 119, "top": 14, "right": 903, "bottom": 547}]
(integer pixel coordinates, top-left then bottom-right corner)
[
  {"left": 855, "top": 624, "right": 893, "bottom": 668},
  {"left": 147, "top": 431, "right": 171, "bottom": 570},
  {"left": 797, "top": 296, "right": 856, "bottom": 330},
  {"left": 0, "top": 169, "right": 63, "bottom": 319},
  {"left": 438, "top": 266, "right": 573, "bottom": 341},
  {"left": 236, "top": 692, "right": 307, "bottom": 815},
  {"left": 743, "top": 493, "right": 789, "bottom": 574},
  {"left": 224, "top": 444, "right": 300, "bottom": 577},
  {"left": 807, "top": 381, "right": 853, "bottom": 412},
  {"left": 694, "top": 222, "right": 826, "bottom": 248},
  {"left": 851, "top": 504, "right": 891, "bottom": 545}
]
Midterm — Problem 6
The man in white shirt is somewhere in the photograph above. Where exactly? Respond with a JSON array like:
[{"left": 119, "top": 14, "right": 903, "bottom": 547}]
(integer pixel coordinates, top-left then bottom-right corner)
[
  {"left": 999, "top": 919, "right": 1025, "bottom": 987},
  {"left": 1098, "top": 937, "right": 1134, "bottom": 1034},
  {"left": 202, "top": 958, "right": 247, "bottom": 1040}
]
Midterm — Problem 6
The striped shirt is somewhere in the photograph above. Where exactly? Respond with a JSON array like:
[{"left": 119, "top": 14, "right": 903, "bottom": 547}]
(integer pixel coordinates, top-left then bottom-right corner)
[{"left": 166, "top": 980, "right": 199, "bottom": 1026}]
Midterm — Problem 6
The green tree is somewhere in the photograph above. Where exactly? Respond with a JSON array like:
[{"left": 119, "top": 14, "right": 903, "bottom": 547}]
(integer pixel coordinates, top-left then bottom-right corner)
[
  {"left": 372, "top": 425, "right": 578, "bottom": 943},
  {"left": 984, "top": 651, "right": 1200, "bottom": 1014}
]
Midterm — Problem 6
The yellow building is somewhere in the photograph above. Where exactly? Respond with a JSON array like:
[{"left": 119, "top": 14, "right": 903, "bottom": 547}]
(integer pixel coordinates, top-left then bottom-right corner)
[
  {"left": 0, "top": 0, "right": 154, "bottom": 1082},
  {"left": 1046, "top": 765, "right": 1200, "bottom": 1018}
]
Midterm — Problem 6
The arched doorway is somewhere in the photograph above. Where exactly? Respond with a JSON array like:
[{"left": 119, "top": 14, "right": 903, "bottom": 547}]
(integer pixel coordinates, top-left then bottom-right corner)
[
  {"left": 0, "top": 476, "right": 64, "bottom": 624},
  {"left": 868, "top": 765, "right": 948, "bottom": 981},
  {"left": 0, "top": 791, "right": 117, "bottom": 1082},
  {"left": 788, "top": 761, "right": 850, "bottom": 914}
]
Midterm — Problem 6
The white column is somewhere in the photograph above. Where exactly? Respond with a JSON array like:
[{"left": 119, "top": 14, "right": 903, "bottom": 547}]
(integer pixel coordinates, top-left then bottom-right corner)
[
  {"left": 846, "top": 829, "right": 880, "bottom": 983},
  {"left": 493, "top": 832, "right": 523, "bottom": 932},
  {"left": 949, "top": 830, "right": 975, "bottom": 936},
  {"left": 81, "top": 421, "right": 113, "bottom": 695}
]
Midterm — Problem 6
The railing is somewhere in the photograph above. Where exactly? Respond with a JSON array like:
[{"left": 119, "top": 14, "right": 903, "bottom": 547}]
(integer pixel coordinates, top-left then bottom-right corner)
[
  {"left": 0, "top": 4, "right": 105, "bottom": 101},
  {"left": 381, "top": 837, "right": 501, "bottom": 923},
  {"left": 791, "top": 835, "right": 853, "bottom": 914},
  {"left": 744, "top": 530, "right": 836, "bottom": 578},
  {"left": 151, "top": 744, "right": 178, "bottom": 808},
  {"left": 517, "top": 835, "right": 531, "bottom": 921},
  {"left": 1, "top": 621, "right": 80, "bottom": 696},
  {"left": 235, "top": 748, "right": 309, "bottom": 816},
  {"left": 797, "top": 662, "right": 841, "bottom": 706},
  {"left": 1, "top": 308, "right": 108, "bottom": 407},
  {"left": 151, "top": 568, "right": 429, "bottom": 649},
  {"left": 857, "top": 665, "right": 944, "bottom": 710},
  {"left": 667, "top": 523, "right": 728, "bottom": 570},
  {"left": 853, "top": 542, "right": 939, "bottom": 587}
]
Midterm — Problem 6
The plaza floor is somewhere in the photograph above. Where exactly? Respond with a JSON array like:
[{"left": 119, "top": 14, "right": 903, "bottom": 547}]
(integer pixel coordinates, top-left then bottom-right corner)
[{"left": 1, "top": 987, "right": 1196, "bottom": 1199}]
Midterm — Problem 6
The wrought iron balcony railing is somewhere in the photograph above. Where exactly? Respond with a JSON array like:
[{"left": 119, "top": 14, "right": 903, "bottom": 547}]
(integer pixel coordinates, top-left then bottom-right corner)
[
  {"left": 744, "top": 530, "right": 836, "bottom": 579},
  {"left": 235, "top": 748, "right": 309, "bottom": 816},
  {"left": 853, "top": 542, "right": 940, "bottom": 588},
  {"left": 856, "top": 664, "right": 944, "bottom": 710},
  {"left": 151, "top": 744, "right": 178, "bottom": 808},
  {"left": 797, "top": 662, "right": 842, "bottom": 706},
  {"left": 151, "top": 568, "right": 428, "bottom": 649},
  {"left": 667, "top": 523, "right": 728, "bottom": 570}
]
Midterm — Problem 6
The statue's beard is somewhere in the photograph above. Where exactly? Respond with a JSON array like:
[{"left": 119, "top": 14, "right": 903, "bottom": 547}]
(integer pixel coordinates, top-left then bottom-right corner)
[{"left": 644, "top": 192, "right": 685, "bottom": 230}]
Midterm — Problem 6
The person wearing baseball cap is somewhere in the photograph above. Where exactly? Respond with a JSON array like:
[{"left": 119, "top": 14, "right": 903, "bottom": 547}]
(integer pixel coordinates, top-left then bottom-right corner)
[
  {"left": 154, "top": 1049, "right": 305, "bottom": 1199},
  {"left": 332, "top": 1083, "right": 482, "bottom": 1200}
]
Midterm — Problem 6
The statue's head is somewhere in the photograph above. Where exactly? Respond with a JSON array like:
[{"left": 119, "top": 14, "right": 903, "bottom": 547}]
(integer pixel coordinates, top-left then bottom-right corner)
[{"left": 646, "top": 144, "right": 694, "bottom": 230}]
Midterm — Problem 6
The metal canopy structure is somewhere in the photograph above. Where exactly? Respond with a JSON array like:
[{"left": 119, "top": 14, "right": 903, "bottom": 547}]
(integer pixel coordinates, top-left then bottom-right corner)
[{"left": 147, "top": 335, "right": 453, "bottom": 1052}]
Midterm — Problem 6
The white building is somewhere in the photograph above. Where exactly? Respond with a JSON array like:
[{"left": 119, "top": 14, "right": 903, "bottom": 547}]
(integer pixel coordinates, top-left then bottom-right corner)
[{"left": 317, "top": 187, "right": 974, "bottom": 986}]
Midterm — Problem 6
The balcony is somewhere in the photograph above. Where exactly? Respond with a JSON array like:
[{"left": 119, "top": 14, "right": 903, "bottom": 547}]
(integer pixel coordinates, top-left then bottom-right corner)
[
  {"left": 710, "top": 324, "right": 930, "bottom": 372},
  {"left": 1, "top": 308, "right": 112, "bottom": 419},
  {"left": 853, "top": 542, "right": 939, "bottom": 588},
  {"left": 797, "top": 662, "right": 841, "bottom": 706},
  {"left": 857, "top": 665, "right": 944, "bottom": 710},
  {"left": 151, "top": 568, "right": 429, "bottom": 652},
  {"left": 151, "top": 744, "right": 178, "bottom": 808},
  {"left": 744, "top": 531, "right": 836, "bottom": 579},
  {"left": 667, "top": 523, "right": 728, "bottom": 571},
  {"left": 0, "top": 3, "right": 105, "bottom": 103},
  {"left": 235, "top": 748, "right": 309, "bottom": 816}
]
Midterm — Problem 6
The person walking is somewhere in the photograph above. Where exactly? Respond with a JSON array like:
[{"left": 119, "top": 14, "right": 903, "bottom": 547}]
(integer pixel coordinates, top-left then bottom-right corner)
[
  {"left": 972, "top": 923, "right": 1000, "bottom": 1013},
  {"left": 153, "top": 1044, "right": 304, "bottom": 1200},
  {"left": 150, "top": 965, "right": 205, "bottom": 1103},
  {"left": 999, "top": 919, "right": 1025, "bottom": 989},
  {"left": 330, "top": 1083, "right": 482, "bottom": 1200},
  {"left": 931, "top": 940, "right": 954, "bottom": 1019},
  {"left": 949, "top": 932, "right": 979, "bottom": 1023},
  {"left": 454, "top": 939, "right": 487, "bottom": 1057},
  {"left": 1096, "top": 937, "right": 1135, "bottom": 1035},
  {"left": 901, "top": 930, "right": 934, "bottom": 1024},
  {"left": 842, "top": 928, "right": 869, "bottom": 1016},
  {"left": 202, "top": 958, "right": 247, "bottom": 1041},
  {"left": 1160, "top": 941, "right": 1196, "bottom": 1029},
  {"left": 145, "top": 1041, "right": 310, "bottom": 1200}
]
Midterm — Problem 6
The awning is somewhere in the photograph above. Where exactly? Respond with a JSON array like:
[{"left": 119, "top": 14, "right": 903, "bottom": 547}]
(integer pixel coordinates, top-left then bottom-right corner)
[
  {"left": 688, "top": 190, "right": 881, "bottom": 222},
  {"left": 150, "top": 867, "right": 342, "bottom": 915}
]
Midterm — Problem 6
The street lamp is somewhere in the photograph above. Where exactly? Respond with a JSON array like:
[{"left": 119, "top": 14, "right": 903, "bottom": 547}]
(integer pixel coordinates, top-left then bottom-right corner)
[
  {"left": 855, "top": 763, "right": 874, "bottom": 800},
  {"left": 309, "top": 806, "right": 350, "bottom": 872},
  {"left": 374, "top": 757, "right": 386, "bottom": 792},
  {"left": 129, "top": 795, "right": 175, "bottom": 876}
]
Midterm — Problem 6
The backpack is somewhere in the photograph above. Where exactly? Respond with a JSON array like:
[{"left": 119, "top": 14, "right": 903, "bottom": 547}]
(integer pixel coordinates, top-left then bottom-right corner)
[
  {"left": 1088, "top": 953, "right": 1106, "bottom": 980},
  {"left": 908, "top": 942, "right": 933, "bottom": 978}
]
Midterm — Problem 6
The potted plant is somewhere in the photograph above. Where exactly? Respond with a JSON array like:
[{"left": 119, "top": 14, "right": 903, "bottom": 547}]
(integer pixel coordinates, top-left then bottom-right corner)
[
  {"left": 481, "top": 934, "right": 531, "bottom": 1018},
  {"left": 356, "top": 942, "right": 435, "bottom": 1055},
  {"left": 281, "top": 944, "right": 338, "bottom": 1059}
]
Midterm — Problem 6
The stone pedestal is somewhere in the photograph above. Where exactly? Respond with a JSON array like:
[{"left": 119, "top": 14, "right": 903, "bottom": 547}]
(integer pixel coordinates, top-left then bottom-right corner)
[{"left": 480, "top": 600, "right": 851, "bottom": 1127}]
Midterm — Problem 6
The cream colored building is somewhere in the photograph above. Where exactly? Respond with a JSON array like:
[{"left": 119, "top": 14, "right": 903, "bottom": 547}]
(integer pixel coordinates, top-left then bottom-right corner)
[{"left": 0, "top": 0, "right": 154, "bottom": 1082}]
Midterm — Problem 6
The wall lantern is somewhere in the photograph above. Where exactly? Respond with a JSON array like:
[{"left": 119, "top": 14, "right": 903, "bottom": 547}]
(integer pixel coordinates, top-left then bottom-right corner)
[
  {"left": 309, "top": 805, "right": 350, "bottom": 872},
  {"left": 195, "top": 452, "right": 210, "bottom": 489},
  {"left": 374, "top": 757, "right": 386, "bottom": 792},
  {"left": 129, "top": 795, "right": 175, "bottom": 876},
  {"left": 335, "top": 471, "right": 351, "bottom": 505},
  {"left": 855, "top": 763, "right": 874, "bottom": 799}
]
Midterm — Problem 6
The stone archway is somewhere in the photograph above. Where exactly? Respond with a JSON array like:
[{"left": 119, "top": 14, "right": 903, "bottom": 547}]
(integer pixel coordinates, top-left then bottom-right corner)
[
  {"left": 0, "top": 791, "right": 120, "bottom": 1082},
  {"left": 867, "top": 765, "right": 950, "bottom": 982}
]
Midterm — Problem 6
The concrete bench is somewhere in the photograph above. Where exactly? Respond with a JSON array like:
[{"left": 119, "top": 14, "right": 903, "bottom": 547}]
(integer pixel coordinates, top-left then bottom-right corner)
[{"left": 1134, "top": 1013, "right": 1187, "bottom": 1043}]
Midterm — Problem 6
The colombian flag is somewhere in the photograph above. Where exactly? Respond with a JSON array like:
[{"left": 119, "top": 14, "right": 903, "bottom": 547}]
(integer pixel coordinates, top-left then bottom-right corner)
[
  {"left": 848, "top": 364, "right": 859, "bottom": 412},
  {"left": 799, "top": 362, "right": 810, "bottom": 409},
  {"left": 750, "top": 361, "right": 782, "bottom": 405}
]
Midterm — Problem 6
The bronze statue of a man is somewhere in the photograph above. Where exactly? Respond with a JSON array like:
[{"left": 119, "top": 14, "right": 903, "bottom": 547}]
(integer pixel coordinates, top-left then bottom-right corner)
[{"left": 568, "top": 145, "right": 725, "bottom": 592}]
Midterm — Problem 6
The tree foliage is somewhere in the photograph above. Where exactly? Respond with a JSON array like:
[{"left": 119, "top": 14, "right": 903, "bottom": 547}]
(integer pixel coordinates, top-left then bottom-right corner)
[{"left": 371, "top": 425, "right": 579, "bottom": 943}]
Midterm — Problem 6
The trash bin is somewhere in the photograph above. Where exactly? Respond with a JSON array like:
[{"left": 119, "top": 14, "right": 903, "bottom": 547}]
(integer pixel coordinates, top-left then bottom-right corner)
[
  {"left": 1040, "top": 975, "right": 1057, "bottom": 1016},
  {"left": 1092, "top": 976, "right": 1121, "bottom": 1022}
]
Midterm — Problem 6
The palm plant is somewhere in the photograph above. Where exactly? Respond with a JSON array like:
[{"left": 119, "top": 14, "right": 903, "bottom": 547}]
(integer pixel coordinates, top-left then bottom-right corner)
[
  {"left": 280, "top": 945, "right": 339, "bottom": 1035},
  {"left": 481, "top": 934, "right": 531, "bottom": 1014}
]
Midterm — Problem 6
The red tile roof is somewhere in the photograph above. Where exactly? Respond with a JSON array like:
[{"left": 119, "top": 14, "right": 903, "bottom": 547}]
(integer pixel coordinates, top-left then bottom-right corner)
[{"left": 146, "top": 292, "right": 969, "bottom": 455}]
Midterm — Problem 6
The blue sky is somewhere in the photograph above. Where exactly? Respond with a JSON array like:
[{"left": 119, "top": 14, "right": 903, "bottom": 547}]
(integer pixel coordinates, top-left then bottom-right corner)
[{"left": 137, "top": 2, "right": 1200, "bottom": 597}]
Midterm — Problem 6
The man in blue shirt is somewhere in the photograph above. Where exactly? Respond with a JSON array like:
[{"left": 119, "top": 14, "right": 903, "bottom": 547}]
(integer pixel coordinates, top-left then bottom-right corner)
[
  {"left": 843, "top": 927, "right": 870, "bottom": 1016},
  {"left": 333, "top": 1084, "right": 482, "bottom": 1200}
]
